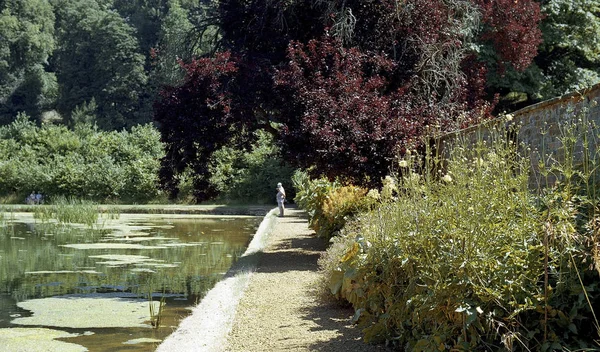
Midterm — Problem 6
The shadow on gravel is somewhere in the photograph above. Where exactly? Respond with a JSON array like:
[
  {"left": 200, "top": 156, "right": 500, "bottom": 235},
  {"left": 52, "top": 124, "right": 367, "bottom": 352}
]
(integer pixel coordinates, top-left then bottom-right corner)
[
  {"left": 250, "top": 234, "right": 326, "bottom": 273},
  {"left": 245, "top": 212, "right": 329, "bottom": 273},
  {"left": 227, "top": 208, "right": 391, "bottom": 350},
  {"left": 300, "top": 301, "right": 392, "bottom": 352},
  {"left": 277, "top": 211, "right": 392, "bottom": 351},
  {"left": 254, "top": 251, "right": 321, "bottom": 272},
  {"left": 260, "top": 211, "right": 391, "bottom": 351}
]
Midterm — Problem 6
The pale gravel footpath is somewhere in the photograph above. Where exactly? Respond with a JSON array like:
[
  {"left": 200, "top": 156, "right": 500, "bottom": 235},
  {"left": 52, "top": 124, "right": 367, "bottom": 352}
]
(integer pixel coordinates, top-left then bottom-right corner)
[
  {"left": 157, "top": 208, "right": 388, "bottom": 352},
  {"left": 224, "top": 208, "right": 388, "bottom": 352}
]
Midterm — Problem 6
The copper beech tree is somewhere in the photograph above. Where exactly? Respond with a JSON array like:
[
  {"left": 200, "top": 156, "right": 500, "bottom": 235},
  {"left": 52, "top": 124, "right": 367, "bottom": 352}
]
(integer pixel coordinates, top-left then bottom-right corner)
[{"left": 154, "top": 0, "right": 542, "bottom": 200}]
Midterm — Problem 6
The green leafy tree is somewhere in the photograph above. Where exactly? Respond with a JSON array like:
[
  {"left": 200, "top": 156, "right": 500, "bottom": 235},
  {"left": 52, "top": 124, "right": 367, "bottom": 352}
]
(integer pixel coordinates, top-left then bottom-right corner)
[
  {"left": 539, "top": 0, "right": 600, "bottom": 95},
  {"left": 0, "top": 0, "right": 56, "bottom": 124},
  {"left": 113, "top": 0, "right": 216, "bottom": 124},
  {"left": 70, "top": 98, "right": 98, "bottom": 128},
  {"left": 209, "top": 130, "right": 295, "bottom": 204},
  {"left": 51, "top": 0, "right": 148, "bottom": 130},
  {"left": 489, "top": 0, "right": 600, "bottom": 111},
  {"left": 148, "top": 0, "right": 196, "bottom": 91},
  {"left": 112, "top": 0, "right": 168, "bottom": 63}
]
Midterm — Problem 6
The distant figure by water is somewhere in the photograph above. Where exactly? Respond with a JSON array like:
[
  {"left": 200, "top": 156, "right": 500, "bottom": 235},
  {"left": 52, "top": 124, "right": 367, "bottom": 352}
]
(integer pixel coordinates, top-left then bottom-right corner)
[
  {"left": 276, "top": 182, "right": 286, "bottom": 217},
  {"left": 26, "top": 191, "right": 43, "bottom": 205}
]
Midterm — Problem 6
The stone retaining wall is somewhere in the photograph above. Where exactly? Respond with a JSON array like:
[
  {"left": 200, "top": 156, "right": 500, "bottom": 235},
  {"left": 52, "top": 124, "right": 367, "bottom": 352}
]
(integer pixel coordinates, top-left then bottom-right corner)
[{"left": 436, "top": 83, "right": 600, "bottom": 188}]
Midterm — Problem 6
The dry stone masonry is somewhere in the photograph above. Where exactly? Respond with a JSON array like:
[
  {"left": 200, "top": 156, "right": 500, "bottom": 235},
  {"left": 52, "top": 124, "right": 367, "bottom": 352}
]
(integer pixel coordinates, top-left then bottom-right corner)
[{"left": 437, "top": 83, "right": 600, "bottom": 188}]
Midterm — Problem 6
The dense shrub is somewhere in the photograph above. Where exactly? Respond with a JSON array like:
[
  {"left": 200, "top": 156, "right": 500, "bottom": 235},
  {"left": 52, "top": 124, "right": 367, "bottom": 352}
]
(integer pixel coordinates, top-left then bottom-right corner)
[
  {"left": 293, "top": 170, "right": 376, "bottom": 239},
  {"left": 208, "top": 130, "right": 295, "bottom": 204},
  {"left": 319, "top": 116, "right": 600, "bottom": 350},
  {"left": 0, "top": 114, "right": 164, "bottom": 203},
  {"left": 0, "top": 114, "right": 293, "bottom": 204}
]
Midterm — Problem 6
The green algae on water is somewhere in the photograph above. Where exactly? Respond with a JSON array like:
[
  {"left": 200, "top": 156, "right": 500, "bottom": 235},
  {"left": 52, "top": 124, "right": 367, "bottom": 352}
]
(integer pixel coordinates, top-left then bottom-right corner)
[
  {"left": 0, "top": 327, "right": 86, "bottom": 352},
  {"left": 123, "top": 337, "right": 162, "bottom": 345},
  {"left": 12, "top": 296, "right": 160, "bottom": 328},
  {"left": 61, "top": 243, "right": 167, "bottom": 250}
]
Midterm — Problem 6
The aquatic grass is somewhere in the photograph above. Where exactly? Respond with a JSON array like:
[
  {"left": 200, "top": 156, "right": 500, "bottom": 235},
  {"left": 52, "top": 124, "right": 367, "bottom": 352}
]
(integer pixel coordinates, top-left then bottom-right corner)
[
  {"left": 33, "top": 205, "right": 53, "bottom": 224},
  {"left": 99, "top": 206, "right": 121, "bottom": 223},
  {"left": 33, "top": 196, "right": 100, "bottom": 228},
  {"left": 148, "top": 291, "right": 166, "bottom": 329},
  {"left": 0, "top": 206, "right": 6, "bottom": 225},
  {"left": 0, "top": 206, "right": 16, "bottom": 236}
]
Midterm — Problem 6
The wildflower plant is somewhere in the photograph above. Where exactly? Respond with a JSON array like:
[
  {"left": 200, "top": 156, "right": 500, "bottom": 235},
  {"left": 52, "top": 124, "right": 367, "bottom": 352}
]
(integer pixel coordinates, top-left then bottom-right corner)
[
  {"left": 320, "top": 112, "right": 600, "bottom": 350},
  {"left": 380, "top": 176, "right": 397, "bottom": 201},
  {"left": 531, "top": 101, "right": 600, "bottom": 348}
]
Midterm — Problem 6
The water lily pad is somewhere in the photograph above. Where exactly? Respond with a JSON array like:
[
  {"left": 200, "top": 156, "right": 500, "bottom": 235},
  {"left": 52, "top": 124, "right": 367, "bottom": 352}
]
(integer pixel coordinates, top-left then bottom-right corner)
[
  {"left": 89, "top": 254, "right": 164, "bottom": 267},
  {"left": 162, "top": 243, "right": 202, "bottom": 247},
  {"left": 107, "top": 231, "right": 152, "bottom": 238},
  {"left": 25, "top": 270, "right": 103, "bottom": 275},
  {"left": 123, "top": 337, "right": 162, "bottom": 345},
  {"left": 130, "top": 268, "right": 156, "bottom": 273},
  {"left": 61, "top": 243, "right": 166, "bottom": 250},
  {"left": 89, "top": 254, "right": 149, "bottom": 260},
  {"left": 108, "top": 236, "right": 171, "bottom": 242},
  {"left": 0, "top": 327, "right": 86, "bottom": 352},
  {"left": 12, "top": 295, "right": 159, "bottom": 328},
  {"left": 136, "top": 263, "right": 179, "bottom": 268}
]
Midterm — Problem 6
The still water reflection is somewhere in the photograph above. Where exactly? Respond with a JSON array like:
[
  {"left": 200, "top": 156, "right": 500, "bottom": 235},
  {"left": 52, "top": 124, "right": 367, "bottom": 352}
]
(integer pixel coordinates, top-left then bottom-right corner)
[{"left": 0, "top": 213, "right": 260, "bottom": 351}]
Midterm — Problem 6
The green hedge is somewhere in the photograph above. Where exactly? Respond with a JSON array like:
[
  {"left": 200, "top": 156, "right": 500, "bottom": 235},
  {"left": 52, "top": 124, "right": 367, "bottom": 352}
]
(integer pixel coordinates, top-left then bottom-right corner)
[
  {"left": 0, "top": 113, "right": 163, "bottom": 203},
  {"left": 209, "top": 130, "right": 295, "bottom": 204}
]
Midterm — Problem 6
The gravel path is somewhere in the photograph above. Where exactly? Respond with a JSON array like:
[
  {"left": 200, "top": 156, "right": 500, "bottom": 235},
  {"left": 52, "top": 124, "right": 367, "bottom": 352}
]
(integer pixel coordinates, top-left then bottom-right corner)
[
  {"left": 158, "top": 208, "right": 388, "bottom": 352},
  {"left": 224, "top": 208, "right": 388, "bottom": 352}
]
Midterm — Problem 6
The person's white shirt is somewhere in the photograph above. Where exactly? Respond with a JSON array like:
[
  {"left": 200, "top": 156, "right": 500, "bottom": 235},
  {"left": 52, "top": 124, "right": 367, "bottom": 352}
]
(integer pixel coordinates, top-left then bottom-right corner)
[
  {"left": 276, "top": 183, "right": 286, "bottom": 217},
  {"left": 276, "top": 183, "right": 286, "bottom": 203}
]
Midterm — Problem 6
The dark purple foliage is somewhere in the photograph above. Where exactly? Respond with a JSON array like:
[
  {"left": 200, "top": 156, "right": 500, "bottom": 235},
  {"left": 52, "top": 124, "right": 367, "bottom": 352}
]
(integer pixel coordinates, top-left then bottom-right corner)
[
  {"left": 155, "top": 52, "right": 238, "bottom": 199},
  {"left": 154, "top": 0, "right": 543, "bottom": 199}
]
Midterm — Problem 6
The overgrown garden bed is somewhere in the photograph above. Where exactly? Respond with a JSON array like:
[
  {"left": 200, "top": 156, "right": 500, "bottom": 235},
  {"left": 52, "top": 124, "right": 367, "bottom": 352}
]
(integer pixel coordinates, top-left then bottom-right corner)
[{"left": 296, "top": 114, "right": 600, "bottom": 350}]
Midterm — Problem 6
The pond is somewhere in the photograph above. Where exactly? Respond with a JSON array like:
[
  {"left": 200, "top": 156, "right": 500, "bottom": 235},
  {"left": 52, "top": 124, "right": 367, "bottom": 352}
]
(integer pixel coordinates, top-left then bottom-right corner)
[{"left": 0, "top": 212, "right": 261, "bottom": 351}]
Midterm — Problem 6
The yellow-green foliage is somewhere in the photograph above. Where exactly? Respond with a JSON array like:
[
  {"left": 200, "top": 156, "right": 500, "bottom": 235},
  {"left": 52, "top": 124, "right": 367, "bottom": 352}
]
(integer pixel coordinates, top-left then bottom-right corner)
[
  {"left": 292, "top": 170, "right": 374, "bottom": 239},
  {"left": 318, "top": 185, "right": 370, "bottom": 238},
  {"left": 320, "top": 114, "right": 600, "bottom": 350}
]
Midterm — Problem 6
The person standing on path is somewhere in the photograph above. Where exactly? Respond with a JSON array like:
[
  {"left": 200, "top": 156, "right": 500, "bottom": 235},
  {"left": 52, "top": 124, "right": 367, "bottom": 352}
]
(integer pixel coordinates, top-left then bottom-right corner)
[{"left": 276, "top": 182, "right": 286, "bottom": 217}]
